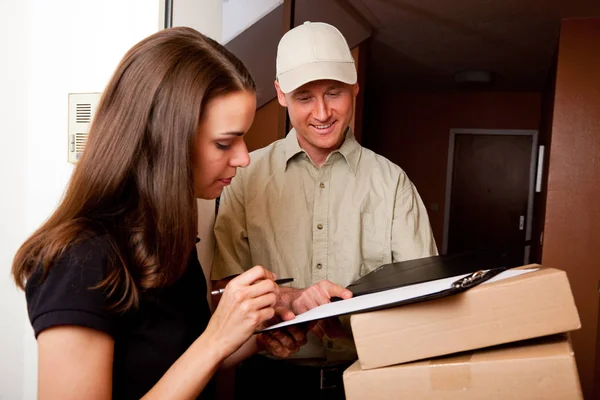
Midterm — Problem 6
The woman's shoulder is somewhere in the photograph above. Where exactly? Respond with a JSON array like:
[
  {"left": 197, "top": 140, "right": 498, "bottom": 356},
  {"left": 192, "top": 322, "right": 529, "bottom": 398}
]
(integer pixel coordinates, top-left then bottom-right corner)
[
  {"left": 39, "top": 233, "right": 117, "bottom": 279},
  {"left": 25, "top": 233, "right": 121, "bottom": 338},
  {"left": 61, "top": 233, "right": 116, "bottom": 267}
]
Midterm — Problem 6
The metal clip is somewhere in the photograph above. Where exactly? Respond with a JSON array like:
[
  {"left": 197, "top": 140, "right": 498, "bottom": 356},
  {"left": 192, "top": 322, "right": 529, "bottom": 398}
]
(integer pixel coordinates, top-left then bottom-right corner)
[{"left": 452, "top": 270, "right": 488, "bottom": 289}]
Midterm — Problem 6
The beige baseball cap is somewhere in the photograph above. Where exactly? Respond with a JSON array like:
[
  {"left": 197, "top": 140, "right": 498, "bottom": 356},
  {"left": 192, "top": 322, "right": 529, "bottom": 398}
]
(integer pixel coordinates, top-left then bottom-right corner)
[{"left": 276, "top": 21, "right": 357, "bottom": 94}]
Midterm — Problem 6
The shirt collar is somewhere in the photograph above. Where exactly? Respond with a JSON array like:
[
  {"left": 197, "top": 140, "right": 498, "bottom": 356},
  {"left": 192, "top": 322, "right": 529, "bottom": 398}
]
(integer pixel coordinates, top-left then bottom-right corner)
[
  {"left": 283, "top": 128, "right": 361, "bottom": 175},
  {"left": 282, "top": 128, "right": 304, "bottom": 164}
]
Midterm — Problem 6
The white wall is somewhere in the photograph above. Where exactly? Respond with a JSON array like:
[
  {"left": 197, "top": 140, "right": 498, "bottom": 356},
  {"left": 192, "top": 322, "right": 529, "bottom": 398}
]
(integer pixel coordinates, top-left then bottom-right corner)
[
  {"left": 0, "top": 1, "right": 30, "bottom": 398},
  {"left": 0, "top": 1, "right": 159, "bottom": 398},
  {"left": 173, "top": 0, "right": 222, "bottom": 42},
  {"left": 222, "top": 0, "right": 282, "bottom": 43}
]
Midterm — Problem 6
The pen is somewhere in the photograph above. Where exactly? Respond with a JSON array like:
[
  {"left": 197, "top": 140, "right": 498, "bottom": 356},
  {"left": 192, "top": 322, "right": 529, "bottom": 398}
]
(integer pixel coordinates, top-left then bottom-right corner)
[{"left": 210, "top": 278, "right": 294, "bottom": 296}]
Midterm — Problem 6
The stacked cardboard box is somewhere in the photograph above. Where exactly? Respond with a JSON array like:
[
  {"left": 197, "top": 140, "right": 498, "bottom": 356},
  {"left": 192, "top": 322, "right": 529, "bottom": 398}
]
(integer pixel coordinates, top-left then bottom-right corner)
[{"left": 343, "top": 266, "right": 583, "bottom": 399}]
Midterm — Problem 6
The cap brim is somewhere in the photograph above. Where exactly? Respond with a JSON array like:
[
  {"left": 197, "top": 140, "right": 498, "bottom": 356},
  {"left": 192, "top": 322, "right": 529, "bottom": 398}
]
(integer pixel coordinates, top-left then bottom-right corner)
[{"left": 277, "top": 61, "right": 357, "bottom": 94}]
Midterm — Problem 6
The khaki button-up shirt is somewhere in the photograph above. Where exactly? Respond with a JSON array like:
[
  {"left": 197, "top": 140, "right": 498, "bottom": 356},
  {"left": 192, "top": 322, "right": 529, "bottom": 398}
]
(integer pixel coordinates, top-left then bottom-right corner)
[
  {"left": 211, "top": 129, "right": 438, "bottom": 360},
  {"left": 212, "top": 129, "right": 437, "bottom": 285}
]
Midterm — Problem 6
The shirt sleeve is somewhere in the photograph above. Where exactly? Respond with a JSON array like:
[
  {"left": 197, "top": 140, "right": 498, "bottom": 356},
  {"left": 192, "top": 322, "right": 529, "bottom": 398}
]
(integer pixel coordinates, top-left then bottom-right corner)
[
  {"left": 391, "top": 179, "right": 439, "bottom": 262},
  {"left": 211, "top": 171, "right": 253, "bottom": 281},
  {"left": 25, "top": 237, "right": 117, "bottom": 338}
]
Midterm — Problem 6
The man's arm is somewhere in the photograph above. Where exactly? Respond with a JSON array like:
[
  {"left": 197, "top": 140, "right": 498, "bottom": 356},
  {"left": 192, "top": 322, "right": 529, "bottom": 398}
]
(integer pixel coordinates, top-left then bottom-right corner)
[{"left": 391, "top": 180, "right": 439, "bottom": 262}]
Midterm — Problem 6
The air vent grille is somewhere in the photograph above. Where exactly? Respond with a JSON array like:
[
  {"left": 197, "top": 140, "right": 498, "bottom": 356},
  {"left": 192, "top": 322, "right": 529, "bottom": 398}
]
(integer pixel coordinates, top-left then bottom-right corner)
[
  {"left": 76, "top": 104, "right": 92, "bottom": 123},
  {"left": 68, "top": 93, "right": 101, "bottom": 164}
]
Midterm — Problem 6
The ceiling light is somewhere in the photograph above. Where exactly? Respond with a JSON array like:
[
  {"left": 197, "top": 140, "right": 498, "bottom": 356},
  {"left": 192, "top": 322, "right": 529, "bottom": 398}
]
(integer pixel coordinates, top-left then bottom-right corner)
[{"left": 454, "top": 70, "right": 493, "bottom": 84}]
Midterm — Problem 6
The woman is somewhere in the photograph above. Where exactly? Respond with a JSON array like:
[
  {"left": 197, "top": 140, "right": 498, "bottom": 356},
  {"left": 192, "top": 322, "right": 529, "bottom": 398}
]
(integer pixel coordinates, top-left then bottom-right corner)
[{"left": 12, "top": 27, "right": 304, "bottom": 399}]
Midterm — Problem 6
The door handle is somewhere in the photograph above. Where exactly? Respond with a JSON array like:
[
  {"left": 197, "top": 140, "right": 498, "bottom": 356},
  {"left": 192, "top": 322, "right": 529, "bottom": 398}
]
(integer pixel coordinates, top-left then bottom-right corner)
[{"left": 519, "top": 215, "right": 525, "bottom": 231}]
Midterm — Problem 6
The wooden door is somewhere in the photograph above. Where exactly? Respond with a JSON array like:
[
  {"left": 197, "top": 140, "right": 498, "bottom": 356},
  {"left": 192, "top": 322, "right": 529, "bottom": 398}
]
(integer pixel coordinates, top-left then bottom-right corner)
[{"left": 447, "top": 134, "right": 533, "bottom": 266}]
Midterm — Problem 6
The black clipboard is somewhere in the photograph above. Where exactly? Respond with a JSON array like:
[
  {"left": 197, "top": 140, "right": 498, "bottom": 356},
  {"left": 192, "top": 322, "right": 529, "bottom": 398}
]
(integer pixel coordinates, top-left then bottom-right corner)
[
  {"left": 258, "top": 249, "right": 521, "bottom": 333},
  {"left": 346, "top": 248, "right": 515, "bottom": 297}
]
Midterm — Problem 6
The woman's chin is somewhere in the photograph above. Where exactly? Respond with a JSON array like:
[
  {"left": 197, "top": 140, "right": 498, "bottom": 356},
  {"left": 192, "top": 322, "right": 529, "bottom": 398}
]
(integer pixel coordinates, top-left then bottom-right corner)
[{"left": 196, "top": 188, "right": 222, "bottom": 200}]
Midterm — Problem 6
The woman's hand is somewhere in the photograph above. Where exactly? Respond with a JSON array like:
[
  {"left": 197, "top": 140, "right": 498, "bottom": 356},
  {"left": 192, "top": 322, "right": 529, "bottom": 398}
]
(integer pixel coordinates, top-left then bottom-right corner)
[{"left": 204, "top": 265, "right": 278, "bottom": 360}]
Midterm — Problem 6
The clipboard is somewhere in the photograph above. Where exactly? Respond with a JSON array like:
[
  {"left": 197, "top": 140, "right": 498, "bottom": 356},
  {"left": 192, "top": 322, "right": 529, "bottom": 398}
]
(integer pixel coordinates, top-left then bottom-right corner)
[
  {"left": 259, "top": 250, "right": 534, "bottom": 333},
  {"left": 346, "top": 248, "right": 516, "bottom": 297}
]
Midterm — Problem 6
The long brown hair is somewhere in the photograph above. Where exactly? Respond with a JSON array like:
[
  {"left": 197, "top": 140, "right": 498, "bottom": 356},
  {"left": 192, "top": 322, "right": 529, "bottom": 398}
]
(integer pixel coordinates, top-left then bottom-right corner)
[{"left": 12, "top": 27, "right": 255, "bottom": 311}]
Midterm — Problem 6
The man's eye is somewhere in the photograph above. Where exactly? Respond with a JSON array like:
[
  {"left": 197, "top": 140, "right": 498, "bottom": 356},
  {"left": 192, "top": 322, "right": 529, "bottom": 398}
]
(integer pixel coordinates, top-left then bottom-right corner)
[
  {"left": 296, "top": 97, "right": 310, "bottom": 102},
  {"left": 326, "top": 91, "right": 341, "bottom": 97}
]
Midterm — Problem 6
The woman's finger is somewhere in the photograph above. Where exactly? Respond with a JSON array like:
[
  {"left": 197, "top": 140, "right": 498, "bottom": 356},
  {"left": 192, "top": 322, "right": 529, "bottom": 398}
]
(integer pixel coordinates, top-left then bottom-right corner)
[
  {"left": 255, "top": 307, "right": 276, "bottom": 327},
  {"left": 232, "top": 265, "right": 275, "bottom": 287},
  {"left": 242, "top": 278, "right": 278, "bottom": 300},
  {"left": 245, "top": 292, "right": 277, "bottom": 312}
]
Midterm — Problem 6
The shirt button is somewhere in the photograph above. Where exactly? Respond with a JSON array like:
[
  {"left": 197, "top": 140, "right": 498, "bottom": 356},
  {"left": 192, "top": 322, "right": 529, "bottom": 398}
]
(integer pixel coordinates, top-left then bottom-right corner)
[
  {"left": 317, "top": 223, "right": 323, "bottom": 230},
  {"left": 320, "top": 182, "right": 325, "bottom": 188},
  {"left": 316, "top": 263, "right": 323, "bottom": 269}
]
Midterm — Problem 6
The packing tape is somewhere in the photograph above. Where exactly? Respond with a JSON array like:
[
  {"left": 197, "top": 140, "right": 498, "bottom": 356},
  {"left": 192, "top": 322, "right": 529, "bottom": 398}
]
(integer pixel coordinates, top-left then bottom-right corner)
[{"left": 429, "top": 353, "right": 473, "bottom": 391}]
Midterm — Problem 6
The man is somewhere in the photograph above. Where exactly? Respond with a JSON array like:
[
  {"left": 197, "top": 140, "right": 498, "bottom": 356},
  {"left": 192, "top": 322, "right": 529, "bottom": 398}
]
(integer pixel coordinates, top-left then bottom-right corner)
[{"left": 211, "top": 21, "right": 438, "bottom": 399}]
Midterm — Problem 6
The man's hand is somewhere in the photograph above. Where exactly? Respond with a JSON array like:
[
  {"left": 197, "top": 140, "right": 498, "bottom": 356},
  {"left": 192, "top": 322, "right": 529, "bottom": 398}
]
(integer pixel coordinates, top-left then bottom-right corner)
[
  {"left": 275, "top": 281, "right": 353, "bottom": 340},
  {"left": 309, "top": 317, "right": 347, "bottom": 339},
  {"left": 278, "top": 280, "right": 353, "bottom": 315},
  {"left": 257, "top": 308, "right": 309, "bottom": 358}
]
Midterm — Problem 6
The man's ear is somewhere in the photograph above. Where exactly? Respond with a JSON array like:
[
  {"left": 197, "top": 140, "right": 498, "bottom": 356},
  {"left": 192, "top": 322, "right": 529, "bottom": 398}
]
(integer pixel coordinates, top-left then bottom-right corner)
[
  {"left": 274, "top": 80, "right": 288, "bottom": 107},
  {"left": 352, "top": 83, "right": 360, "bottom": 97}
]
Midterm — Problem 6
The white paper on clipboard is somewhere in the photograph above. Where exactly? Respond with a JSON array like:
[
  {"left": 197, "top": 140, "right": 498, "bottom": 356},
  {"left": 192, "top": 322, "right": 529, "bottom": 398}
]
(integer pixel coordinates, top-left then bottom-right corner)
[{"left": 260, "top": 268, "right": 537, "bottom": 332}]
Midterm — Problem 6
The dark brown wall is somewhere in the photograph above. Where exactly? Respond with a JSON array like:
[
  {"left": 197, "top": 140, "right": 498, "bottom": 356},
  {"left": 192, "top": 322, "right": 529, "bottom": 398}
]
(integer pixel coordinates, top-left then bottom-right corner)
[
  {"left": 364, "top": 92, "right": 542, "bottom": 246},
  {"left": 541, "top": 17, "right": 600, "bottom": 399},
  {"left": 225, "top": 4, "right": 283, "bottom": 109},
  {"left": 532, "top": 53, "right": 558, "bottom": 263},
  {"left": 245, "top": 98, "right": 281, "bottom": 153},
  {"left": 350, "top": 43, "right": 367, "bottom": 144}
]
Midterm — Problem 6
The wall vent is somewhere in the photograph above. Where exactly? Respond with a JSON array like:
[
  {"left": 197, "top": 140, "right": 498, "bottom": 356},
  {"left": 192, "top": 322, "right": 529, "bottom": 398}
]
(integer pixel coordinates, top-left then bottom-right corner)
[{"left": 68, "top": 93, "right": 101, "bottom": 164}]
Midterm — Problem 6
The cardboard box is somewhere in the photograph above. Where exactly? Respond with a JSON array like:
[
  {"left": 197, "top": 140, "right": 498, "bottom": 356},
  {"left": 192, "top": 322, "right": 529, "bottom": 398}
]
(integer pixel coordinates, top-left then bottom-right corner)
[
  {"left": 350, "top": 266, "right": 580, "bottom": 370},
  {"left": 343, "top": 334, "right": 583, "bottom": 400}
]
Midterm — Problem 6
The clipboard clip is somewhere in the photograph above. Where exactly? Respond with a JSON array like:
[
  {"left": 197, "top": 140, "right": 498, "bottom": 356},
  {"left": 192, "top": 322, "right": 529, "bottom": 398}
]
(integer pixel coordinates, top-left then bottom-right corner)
[{"left": 451, "top": 270, "right": 489, "bottom": 289}]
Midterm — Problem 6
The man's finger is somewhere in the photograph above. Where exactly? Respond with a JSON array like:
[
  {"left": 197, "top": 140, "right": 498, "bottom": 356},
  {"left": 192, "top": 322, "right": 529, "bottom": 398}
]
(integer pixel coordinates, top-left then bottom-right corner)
[
  {"left": 322, "top": 281, "right": 353, "bottom": 300},
  {"left": 306, "top": 321, "right": 319, "bottom": 331},
  {"left": 319, "top": 317, "right": 346, "bottom": 338},
  {"left": 286, "top": 325, "right": 307, "bottom": 343},
  {"left": 275, "top": 306, "right": 295, "bottom": 321},
  {"left": 271, "top": 329, "right": 297, "bottom": 350},
  {"left": 258, "top": 333, "right": 282, "bottom": 353},
  {"left": 292, "top": 291, "right": 322, "bottom": 314},
  {"left": 310, "top": 321, "right": 326, "bottom": 339}
]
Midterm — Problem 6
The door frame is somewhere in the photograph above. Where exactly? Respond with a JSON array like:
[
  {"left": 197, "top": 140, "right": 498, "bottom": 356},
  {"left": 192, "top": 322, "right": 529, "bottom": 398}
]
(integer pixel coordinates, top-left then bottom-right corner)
[{"left": 442, "top": 129, "right": 539, "bottom": 263}]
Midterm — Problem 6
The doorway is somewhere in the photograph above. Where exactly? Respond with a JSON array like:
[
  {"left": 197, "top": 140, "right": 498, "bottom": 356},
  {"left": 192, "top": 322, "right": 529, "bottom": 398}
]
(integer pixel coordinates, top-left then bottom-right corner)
[{"left": 442, "top": 129, "right": 538, "bottom": 265}]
